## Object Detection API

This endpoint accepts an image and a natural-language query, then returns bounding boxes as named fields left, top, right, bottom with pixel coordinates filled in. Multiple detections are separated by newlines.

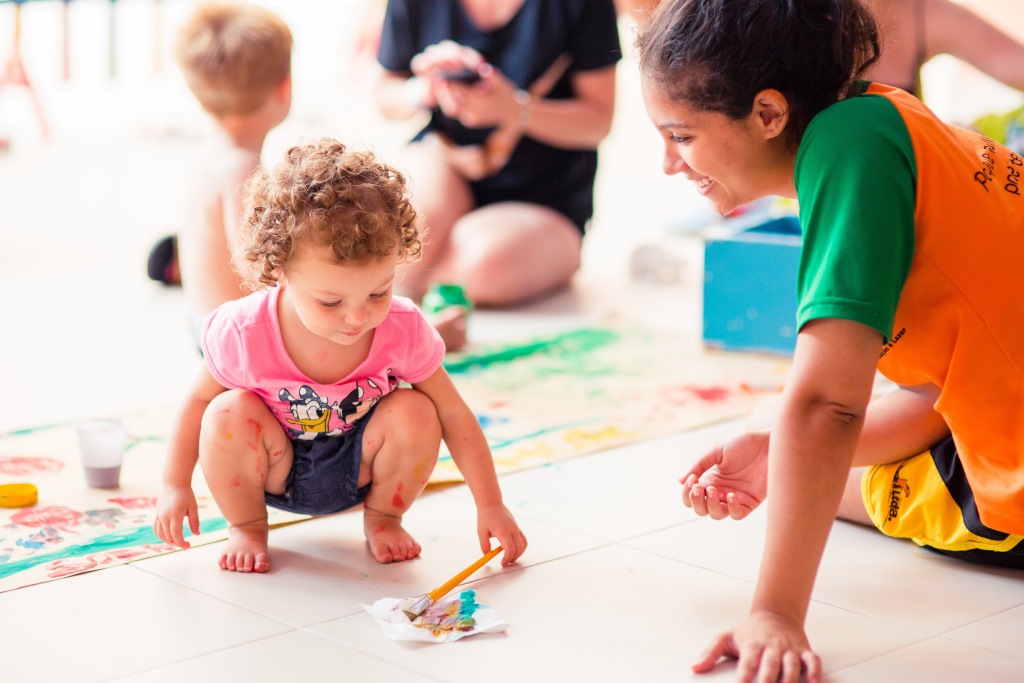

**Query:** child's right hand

left=154, top=485, right=201, bottom=549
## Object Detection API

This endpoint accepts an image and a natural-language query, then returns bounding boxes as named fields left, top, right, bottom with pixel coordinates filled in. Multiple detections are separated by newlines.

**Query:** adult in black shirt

left=376, top=0, right=621, bottom=350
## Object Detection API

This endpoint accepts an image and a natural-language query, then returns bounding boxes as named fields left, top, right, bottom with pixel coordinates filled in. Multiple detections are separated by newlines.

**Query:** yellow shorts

left=862, top=437, right=1024, bottom=567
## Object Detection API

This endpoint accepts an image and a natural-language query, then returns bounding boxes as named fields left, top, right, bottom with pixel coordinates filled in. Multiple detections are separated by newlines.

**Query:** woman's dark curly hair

left=238, top=138, right=423, bottom=289
left=636, top=0, right=881, bottom=148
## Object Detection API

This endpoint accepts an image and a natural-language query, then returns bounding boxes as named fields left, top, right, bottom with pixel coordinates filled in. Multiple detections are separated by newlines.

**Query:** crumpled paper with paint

left=364, top=589, right=507, bottom=642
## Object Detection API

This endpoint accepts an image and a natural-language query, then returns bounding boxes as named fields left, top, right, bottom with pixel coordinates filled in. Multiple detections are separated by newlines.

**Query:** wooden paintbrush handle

left=427, top=545, right=503, bottom=601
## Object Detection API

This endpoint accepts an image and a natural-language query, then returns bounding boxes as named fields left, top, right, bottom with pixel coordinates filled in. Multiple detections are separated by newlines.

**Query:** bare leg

left=432, top=201, right=582, bottom=306
left=199, top=390, right=293, bottom=573
left=358, top=389, right=441, bottom=563
left=837, top=466, right=874, bottom=526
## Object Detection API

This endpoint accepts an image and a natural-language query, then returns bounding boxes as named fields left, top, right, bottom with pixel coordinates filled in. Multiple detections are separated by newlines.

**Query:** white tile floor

left=2, top=2, right=1024, bottom=681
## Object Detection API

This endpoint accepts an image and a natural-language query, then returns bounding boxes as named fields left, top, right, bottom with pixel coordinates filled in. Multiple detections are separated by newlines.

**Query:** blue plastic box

left=702, top=215, right=801, bottom=355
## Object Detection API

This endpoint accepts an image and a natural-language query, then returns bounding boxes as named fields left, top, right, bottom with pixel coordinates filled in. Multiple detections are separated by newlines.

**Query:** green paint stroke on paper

left=126, top=435, right=166, bottom=452
left=1, top=422, right=63, bottom=438
left=0, top=517, right=229, bottom=579
left=444, top=328, right=619, bottom=375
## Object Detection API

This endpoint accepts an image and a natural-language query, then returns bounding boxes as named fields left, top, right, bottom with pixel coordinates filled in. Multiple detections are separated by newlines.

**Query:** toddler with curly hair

left=154, top=138, right=527, bottom=573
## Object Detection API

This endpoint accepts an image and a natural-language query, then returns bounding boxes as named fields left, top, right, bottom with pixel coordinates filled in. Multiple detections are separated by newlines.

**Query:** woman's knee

left=451, top=225, right=580, bottom=303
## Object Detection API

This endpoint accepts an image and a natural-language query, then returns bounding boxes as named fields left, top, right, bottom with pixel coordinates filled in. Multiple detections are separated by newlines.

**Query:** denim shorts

left=264, top=403, right=377, bottom=516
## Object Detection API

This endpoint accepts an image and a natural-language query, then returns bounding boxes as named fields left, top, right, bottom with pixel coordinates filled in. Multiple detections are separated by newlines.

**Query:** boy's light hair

left=238, top=138, right=424, bottom=290
left=176, top=1, right=292, bottom=117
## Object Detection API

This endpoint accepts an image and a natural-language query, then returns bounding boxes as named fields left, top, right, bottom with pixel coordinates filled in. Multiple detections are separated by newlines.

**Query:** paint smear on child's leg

left=246, top=419, right=263, bottom=438
left=392, top=482, right=405, bottom=508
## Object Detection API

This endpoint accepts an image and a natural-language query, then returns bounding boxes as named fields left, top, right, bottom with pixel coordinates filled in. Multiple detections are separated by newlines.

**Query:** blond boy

left=174, top=2, right=293, bottom=329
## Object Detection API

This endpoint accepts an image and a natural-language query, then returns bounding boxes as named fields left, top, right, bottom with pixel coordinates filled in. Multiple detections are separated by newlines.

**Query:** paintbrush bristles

left=403, top=595, right=434, bottom=620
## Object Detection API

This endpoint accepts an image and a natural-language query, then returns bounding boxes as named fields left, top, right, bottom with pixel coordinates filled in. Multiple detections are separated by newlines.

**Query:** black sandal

left=147, top=234, right=180, bottom=285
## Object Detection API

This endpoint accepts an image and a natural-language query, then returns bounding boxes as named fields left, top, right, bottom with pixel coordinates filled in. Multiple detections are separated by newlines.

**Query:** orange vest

left=871, top=84, right=1024, bottom=533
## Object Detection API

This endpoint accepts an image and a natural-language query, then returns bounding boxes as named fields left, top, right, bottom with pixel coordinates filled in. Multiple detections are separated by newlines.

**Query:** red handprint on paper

left=11, top=506, right=83, bottom=531
left=0, top=456, right=64, bottom=475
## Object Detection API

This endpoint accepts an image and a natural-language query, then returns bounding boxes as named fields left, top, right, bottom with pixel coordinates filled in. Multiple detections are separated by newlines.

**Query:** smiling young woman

left=636, top=1, right=1024, bottom=680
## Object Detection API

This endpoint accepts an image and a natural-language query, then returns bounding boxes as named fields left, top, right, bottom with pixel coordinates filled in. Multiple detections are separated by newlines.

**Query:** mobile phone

left=439, top=66, right=482, bottom=85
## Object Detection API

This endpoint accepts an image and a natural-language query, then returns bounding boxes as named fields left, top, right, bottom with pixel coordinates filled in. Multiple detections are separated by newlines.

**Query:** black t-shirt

left=378, top=0, right=621, bottom=193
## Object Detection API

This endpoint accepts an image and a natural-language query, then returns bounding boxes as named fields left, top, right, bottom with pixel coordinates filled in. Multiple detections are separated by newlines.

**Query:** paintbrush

left=403, top=545, right=504, bottom=620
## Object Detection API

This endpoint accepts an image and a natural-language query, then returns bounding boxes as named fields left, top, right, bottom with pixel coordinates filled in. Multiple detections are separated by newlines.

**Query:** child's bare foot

left=220, top=523, right=270, bottom=573
left=364, top=508, right=421, bottom=563
left=431, top=306, right=468, bottom=353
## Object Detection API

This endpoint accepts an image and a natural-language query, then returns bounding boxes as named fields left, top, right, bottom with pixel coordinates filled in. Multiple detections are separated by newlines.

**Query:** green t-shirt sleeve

left=794, top=93, right=917, bottom=343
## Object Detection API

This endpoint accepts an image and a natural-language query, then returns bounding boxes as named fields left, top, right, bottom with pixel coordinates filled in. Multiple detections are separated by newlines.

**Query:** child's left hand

left=476, top=502, right=527, bottom=566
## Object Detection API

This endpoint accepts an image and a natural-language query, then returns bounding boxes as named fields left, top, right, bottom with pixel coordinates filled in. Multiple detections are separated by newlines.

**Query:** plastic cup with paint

left=75, top=417, right=128, bottom=488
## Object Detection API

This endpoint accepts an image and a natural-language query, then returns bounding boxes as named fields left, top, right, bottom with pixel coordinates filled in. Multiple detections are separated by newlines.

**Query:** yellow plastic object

left=0, top=482, right=38, bottom=508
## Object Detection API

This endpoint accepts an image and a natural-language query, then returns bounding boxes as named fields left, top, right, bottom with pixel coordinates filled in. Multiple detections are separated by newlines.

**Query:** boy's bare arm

left=220, top=153, right=259, bottom=268
left=180, top=148, right=257, bottom=317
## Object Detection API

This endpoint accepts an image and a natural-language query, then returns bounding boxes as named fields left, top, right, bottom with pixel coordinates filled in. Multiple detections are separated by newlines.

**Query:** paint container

left=0, top=482, right=38, bottom=508
left=75, top=417, right=128, bottom=488
left=422, top=283, right=471, bottom=315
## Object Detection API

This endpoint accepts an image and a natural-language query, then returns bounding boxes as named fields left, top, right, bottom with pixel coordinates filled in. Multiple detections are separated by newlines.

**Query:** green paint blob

left=444, top=328, right=618, bottom=375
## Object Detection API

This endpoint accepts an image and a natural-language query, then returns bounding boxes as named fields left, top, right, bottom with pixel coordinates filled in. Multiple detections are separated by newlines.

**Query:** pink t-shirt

left=201, top=287, right=445, bottom=441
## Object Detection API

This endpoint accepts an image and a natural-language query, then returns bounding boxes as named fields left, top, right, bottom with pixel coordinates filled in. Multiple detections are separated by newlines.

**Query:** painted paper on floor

left=0, top=414, right=307, bottom=593
left=431, top=326, right=789, bottom=482
left=0, top=326, right=789, bottom=593
left=364, top=589, right=507, bottom=642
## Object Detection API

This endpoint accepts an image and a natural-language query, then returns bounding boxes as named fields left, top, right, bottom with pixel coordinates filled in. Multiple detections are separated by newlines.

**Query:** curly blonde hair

left=238, top=138, right=423, bottom=289
left=176, top=1, right=292, bottom=117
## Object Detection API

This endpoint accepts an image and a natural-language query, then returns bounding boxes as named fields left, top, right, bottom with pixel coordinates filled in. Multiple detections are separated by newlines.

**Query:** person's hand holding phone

left=408, top=40, right=485, bottom=112
left=438, top=66, right=482, bottom=85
